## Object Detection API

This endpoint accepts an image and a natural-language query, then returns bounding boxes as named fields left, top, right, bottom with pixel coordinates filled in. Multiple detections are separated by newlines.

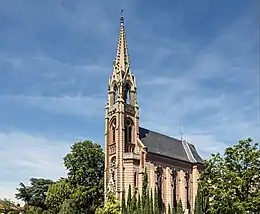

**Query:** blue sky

left=0, top=0, right=259, bottom=202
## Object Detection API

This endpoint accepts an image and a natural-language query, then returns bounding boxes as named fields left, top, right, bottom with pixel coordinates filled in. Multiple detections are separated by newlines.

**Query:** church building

left=104, top=11, right=204, bottom=214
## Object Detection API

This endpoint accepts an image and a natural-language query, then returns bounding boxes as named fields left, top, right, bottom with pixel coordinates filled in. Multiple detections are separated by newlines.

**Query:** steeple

left=113, top=9, right=131, bottom=77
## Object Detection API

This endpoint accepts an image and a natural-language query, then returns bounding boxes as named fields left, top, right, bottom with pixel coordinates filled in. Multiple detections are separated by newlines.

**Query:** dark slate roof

left=139, top=127, right=204, bottom=164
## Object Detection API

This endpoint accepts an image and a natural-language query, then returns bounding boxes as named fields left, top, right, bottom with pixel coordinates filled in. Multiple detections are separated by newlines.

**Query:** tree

left=59, top=199, right=81, bottom=214
left=136, top=193, right=141, bottom=214
left=131, top=191, right=137, bottom=213
left=0, top=198, right=19, bottom=214
left=126, top=185, right=132, bottom=213
left=15, top=182, right=32, bottom=207
left=150, top=190, right=154, bottom=214
left=141, top=169, right=148, bottom=213
left=95, top=192, right=121, bottom=214
left=63, top=140, right=105, bottom=213
left=154, top=188, right=159, bottom=214
left=200, top=138, right=260, bottom=213
left=121, top=190, right=126, bottom=214
left=45, top=178, right=72, bottom=213
left=167, top=204, right=171, bottom=214
left=176, top=200, right=184, bottom=214
left=15, top=178, right=53, bottom=210
left=194, top=181, right=208, bottom=214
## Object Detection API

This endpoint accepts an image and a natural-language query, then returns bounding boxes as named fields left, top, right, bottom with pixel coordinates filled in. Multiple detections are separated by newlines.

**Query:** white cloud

left=0, top=131, right=71, bottom=202
left=136, top=15, right=259, bottom=158
left=0, top=95, right=106, bottom=119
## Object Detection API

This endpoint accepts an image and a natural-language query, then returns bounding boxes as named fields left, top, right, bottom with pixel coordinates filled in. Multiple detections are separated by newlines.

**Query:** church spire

left=114, top=9, right=130, bottom=75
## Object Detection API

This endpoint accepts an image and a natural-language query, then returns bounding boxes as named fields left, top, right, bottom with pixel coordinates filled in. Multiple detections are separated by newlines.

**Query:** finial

left=120, top=9, right=124, bottom=24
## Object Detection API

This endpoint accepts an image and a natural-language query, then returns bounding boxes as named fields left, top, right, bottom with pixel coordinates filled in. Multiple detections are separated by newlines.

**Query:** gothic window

left=124, top=118, right=133, bottom=152
left=124, top=119, right=132, bottom=143
left=123, top=83, right=130, bottom=104
left=113, top=84, right=118, bottom=104
left=112, top=119, right=116, bottom=143
left=110, top=118, right=116, bottom=144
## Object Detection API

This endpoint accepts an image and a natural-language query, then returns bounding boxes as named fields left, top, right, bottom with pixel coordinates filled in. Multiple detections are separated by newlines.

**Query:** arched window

left=110, top=118, right=116, bottom=144
left=113, top=85, right=118, bottom=104
left=123, top=83, right=130, bottom=104
left=112, top=119, right=116, bottom=143
left=124, top=119, right=132, bottom=143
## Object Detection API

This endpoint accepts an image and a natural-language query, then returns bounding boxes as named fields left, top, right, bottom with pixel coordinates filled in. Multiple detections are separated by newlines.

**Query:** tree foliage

left=63, top=140, right=105, bottom=213
left=199, top=138, right=260, bottom=213
left=15, top=178, right=53, bottom=210
left=45, top=178, right=72, bottom=213
left=59, top=199, right=81, bottom=214
left=176, top=200, right=184, bottom=214
left=0, top=198, right=20, bottom=214
left=95, top=192, right=121, bottom=214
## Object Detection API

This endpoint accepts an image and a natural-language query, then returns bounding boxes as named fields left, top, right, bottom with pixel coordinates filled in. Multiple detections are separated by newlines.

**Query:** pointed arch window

left=113, top=85, right=118, bottom=104
left=123, top=83, right=130, bottom=104
left=124, top=119, right=132, bottom=143
left=112, top=119, right=116, bottom=143
left=124, top=118, right=133, bottom=152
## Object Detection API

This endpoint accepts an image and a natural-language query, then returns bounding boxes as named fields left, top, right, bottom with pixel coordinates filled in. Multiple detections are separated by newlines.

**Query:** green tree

left=141, top=169, right=148, bottom=213
left=126, top=185, right=132, bottom=213
left=194, top=181, right=208, bottom=214
left=176, top=200, right=184, bottom=214
left=0, top=198, right=19, bottom=214
left=131, top=191, right=137, bottom=213
left=63, top=140, right=105, bottom=213
left=45, top=178, right=72, bottom=213
left=95, top=192, right=121, bottom=214
left=15, top=182, right=33, bottom=207
left=154, top=188, right=159, bottom=214
left=200, top=138, right=260, bottom=213
left=121, top=190, right=126, bottom=214
left=59, top=199, right=81, bottom=214
left=150, top=190, right=154, bottom=214
left=136, top=193, right=141, bottom=214
left=15, top=178, right=53, bottom=210
left=167, top=204, right=171, bottom=214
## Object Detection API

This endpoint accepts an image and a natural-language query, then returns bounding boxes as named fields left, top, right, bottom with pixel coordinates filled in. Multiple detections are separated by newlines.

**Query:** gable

left=139, top=127, right=204, bottom=164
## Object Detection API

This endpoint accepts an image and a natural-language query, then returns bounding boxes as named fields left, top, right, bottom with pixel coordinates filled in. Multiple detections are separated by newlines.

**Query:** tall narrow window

left=124, top=119, right=132, bottom=143
left=124, top=119, right=133, bottom=152
left=114, top=85, right=118, bottom=104
left=112, top=119, right=116, bottom=143
left=123, top=83, right=130, bottom=104
left=110, top=118, right=116, bottom=144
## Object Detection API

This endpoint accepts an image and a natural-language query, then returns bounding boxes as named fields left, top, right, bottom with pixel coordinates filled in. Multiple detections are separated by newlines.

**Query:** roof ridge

left=140, top=126, right=181, bottom=142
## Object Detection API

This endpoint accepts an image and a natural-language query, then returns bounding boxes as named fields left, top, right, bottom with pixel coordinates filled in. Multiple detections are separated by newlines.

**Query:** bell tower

left=104, top=10, right=140, bottom=200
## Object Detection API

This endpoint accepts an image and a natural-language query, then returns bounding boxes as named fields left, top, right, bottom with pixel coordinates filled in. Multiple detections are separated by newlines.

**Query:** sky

left=0, top=0, right=259, bottom=202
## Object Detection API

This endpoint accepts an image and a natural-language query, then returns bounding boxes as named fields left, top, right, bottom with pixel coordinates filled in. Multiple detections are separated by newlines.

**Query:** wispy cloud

left=0, top=95, right=105, bottom=118
left=0, top=131, right=71, bottom=202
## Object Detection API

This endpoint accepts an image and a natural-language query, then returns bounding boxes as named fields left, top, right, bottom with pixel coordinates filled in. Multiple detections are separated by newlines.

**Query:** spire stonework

left=105, top=10, right=140, bottom=202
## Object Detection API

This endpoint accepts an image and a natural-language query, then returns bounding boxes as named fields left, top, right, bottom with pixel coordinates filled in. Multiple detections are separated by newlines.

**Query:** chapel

left=104, top=11, right=204, bottom=214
